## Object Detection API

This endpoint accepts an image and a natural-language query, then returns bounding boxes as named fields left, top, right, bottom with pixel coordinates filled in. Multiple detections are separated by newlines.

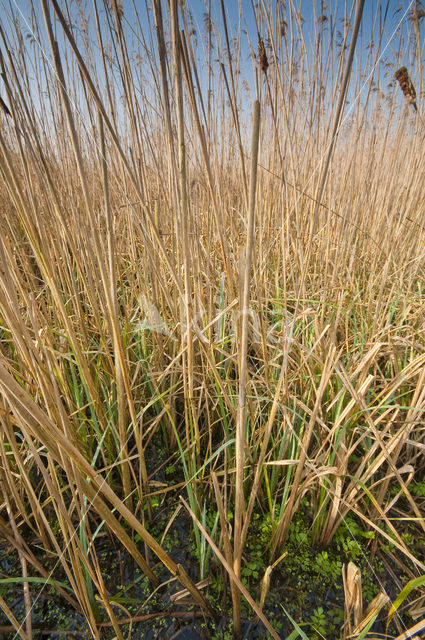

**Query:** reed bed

left=0, top=1, right=424, bottom=638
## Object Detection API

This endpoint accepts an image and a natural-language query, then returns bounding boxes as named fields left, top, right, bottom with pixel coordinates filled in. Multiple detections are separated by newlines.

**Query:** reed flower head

left=258, top=36, right=269, bottom=75
left=395, top=66, right=417, bottom=110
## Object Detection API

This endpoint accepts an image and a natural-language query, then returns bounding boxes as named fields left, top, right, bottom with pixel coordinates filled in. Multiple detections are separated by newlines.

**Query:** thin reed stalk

left=234, top=99, right=261, bottom=635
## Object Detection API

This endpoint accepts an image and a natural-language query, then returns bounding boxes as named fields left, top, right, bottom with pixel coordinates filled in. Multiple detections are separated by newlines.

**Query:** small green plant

left=310, top=606, right=327, bottom=638
left=313, top=551, right=342, bottom=581
left=410, top=480, right=425, bottom=497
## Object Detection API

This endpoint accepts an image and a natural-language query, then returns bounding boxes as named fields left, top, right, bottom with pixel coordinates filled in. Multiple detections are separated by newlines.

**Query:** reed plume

left=395, top=66, right=417, bottom=110
left=258, top=35, right=269, bottom=75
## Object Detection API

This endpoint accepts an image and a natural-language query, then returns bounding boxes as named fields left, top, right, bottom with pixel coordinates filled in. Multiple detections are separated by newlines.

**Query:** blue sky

left=1, top=1, right=422, bottom=71
left=0, top=0, right=423, bottom=130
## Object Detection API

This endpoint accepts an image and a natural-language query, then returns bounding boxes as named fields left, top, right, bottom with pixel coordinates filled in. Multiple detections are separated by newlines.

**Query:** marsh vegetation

left=0, top=1, right=424, bottom=638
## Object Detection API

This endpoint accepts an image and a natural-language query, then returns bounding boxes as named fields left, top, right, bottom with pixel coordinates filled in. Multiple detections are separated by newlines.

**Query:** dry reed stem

left=170, top=0, right=198, bottom=463
left=234, top=99, right=261, bottom=635
left=219, top=0, right=249, bottom=206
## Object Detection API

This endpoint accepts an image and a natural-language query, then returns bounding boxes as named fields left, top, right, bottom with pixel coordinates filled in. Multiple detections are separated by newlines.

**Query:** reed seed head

left=258, top=36, right=269, bottom=75
left=394, top=66, right=417, bottom=110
